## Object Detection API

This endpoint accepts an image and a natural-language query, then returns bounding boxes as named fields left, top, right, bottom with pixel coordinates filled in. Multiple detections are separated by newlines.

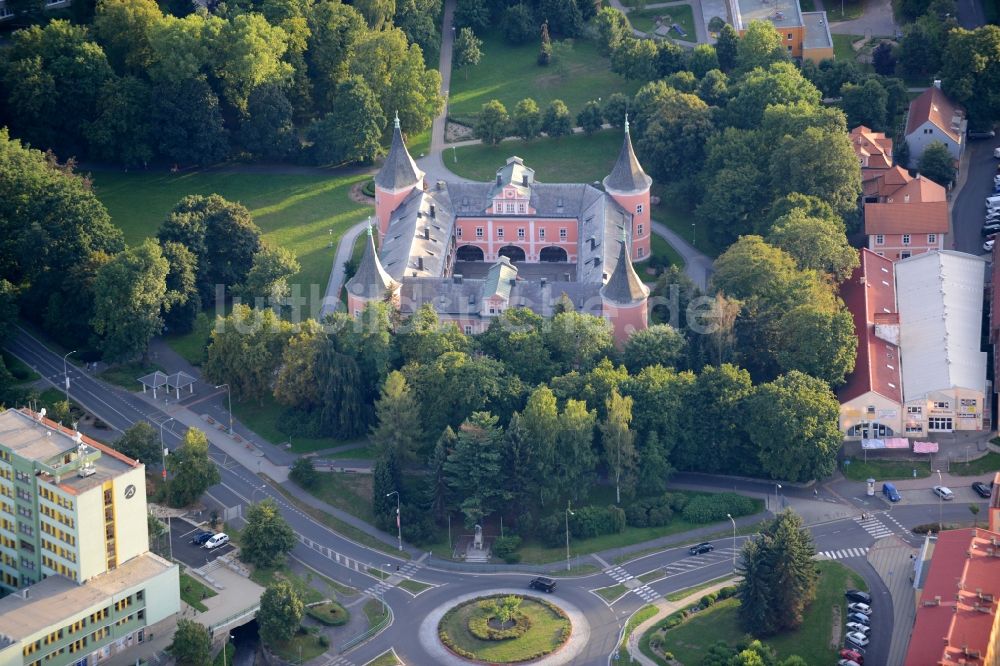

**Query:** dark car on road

left=529, top=577, right=556, bottom=592
left=845, top=589, right=871, bottom=605
left=688, top=542, right=714, bottom=555
left=973, top=481, right=993, bottom=498
left=189, top=530, right=213, bottom=545
left=847, top=612, right=870, bottom=626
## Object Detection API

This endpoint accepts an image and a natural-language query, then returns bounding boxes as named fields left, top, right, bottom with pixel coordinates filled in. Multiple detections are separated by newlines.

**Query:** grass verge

left=165, top=311, right=215, bottom=366
left=212, top=641, right=235, bottom=666
left=269, top=630, right=327, bottom=664
left=398, top=578, right=433, bottom=594
left=615, top=604, right=658, bottom=665
left=439, top=596, right=570, bottom=662
left=231, top=394, right=361, bottom=453
left=448, top=30, right=640, bottom=121
left=364, top=598, right=390, bottom=629
left=595, top=583, right=628, bottom=603
left=305, top=600, right=349, bottom=626
left=842, top=457, right=932, bottom=481
left=98, top=361, right=165, bottom=391
left=832, top=34, right=862, bottom=62
left=948, top=451, right=1000, bottom=476
left=2, top=350, right=40, bottom=384
left=365, top=650, right=402, bottom=666
left=303, top=471, right=375, bottom=524
left=270, top=482, right=409, bottom=560
left=250, top=564, right=325, bottom=604
left=638, top=569, right=666, bottom=584
left=664, top=575, right=735, bottom=602
left=179, top=572, right=217, bottom=612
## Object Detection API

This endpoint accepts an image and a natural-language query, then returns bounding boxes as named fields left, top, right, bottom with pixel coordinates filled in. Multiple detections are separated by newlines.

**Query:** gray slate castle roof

left=603, top=118, right=652, bottom=193
left=601, top=239, right=650, bottom=305
left=346, top=223, right=398, bottom=300
left=374, top=113, right=424, bottom=191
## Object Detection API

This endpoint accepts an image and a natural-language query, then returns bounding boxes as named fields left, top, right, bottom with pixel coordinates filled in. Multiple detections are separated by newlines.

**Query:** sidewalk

left=624, top=577, right=739, bottom=665
left=867, top=536, right=918, bottom=666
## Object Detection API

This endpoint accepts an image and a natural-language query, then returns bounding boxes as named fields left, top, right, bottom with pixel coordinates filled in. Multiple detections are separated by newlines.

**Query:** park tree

left=349, top=28, right=443, bottom=135
left=601, top=390, right=637, bottom=503
left=204, top=305, right=295, bottom=402
left=747, top=371, right=842, bottom=482
left=92, top=0, right=163, bottom=75
left=166, top=428, right=221, bottom=507
left=541, top=99, right=572, bottom=137
left=622, top=324, right=687, bottom=373
left=545, top=310, right=614, bottom=373
left=453, top=0, right=488, bottom=32
left=602, top=93, right=630, bottom=128
left=214, top=13, right=291, bottom=113
left=539, top=0, right=584, bottom=37
left=475, top=99, right=510, bottom=146
left=872, top=41, right=897, bottom=75
left=637, top=88, right=715, bottom=182
left=477, top=309, right=555, bottom=384
left=689, top=43, right=720, bottom=78
left=91, top=240, right=169, bottom=362
left=114, top=422, right=162, bottom=466
left=454, top=27, right=483, bottom=73
left=427, top=427, right=455, bottom=519
left=258, top=581, right=304, bottom=645
left=726, top=62, right=822, bottom=129
left=395, top=0, right=442, bottom=57
left=520, top=386, right=560, bottom=506
left=372, top=450, right=402, bottom=529
left=698, top=69, right=730, bottom=107
left=371, top=371, right=423, bottom=464
left=611, top=37, right=660, bottom=81
left=86, top=75, right=155, bottom=167
left=149, top=75, right=229, bottom=167
left=775, top=305, right=857, bottom=385
left=918, top=141, right=957, bottom=186
left=576, top=101, right=604, bottom=135
left=621, top=364, right=694, bottom=460
left=273, top=319, right=326, bottom=408
left=594, top=7, right=629, bottom=54
left=395, top=304, right=469, bottom=365
left=157, top=194, right=262, bottom=300
left=238, top=245, right=300, bottom=305
left=314, top=345, right=369, bottom=438
left=736, top=20, right=786, bottom=71
left=308, top=76, right=385, bottom=165
left=673, top=363, right=753, bottom=474
left=168, top=619, right=211, bottom=666
left=666, top=70, right=698, bottom=93
left=444, top=412, right=509, bottom=525
left=239, top=83, right=298, bottom=161
left=841, top=78, right=889, bottom=132
left=637, top=430, right=672, bottom=495
left=738, top=510, right=817, bottom=634
left=354, top=0, right=396, bottom=29
left=767, top=210, right=858, bottom=283
left=553, top=399, right=597, bottom=503
left=305, top=2, right=367, bottom=111
left=940, top=26, right=1000, bottom=128
left=769, top=126, right=862, bottom=217
left=240, top=499, right=296, bottom=568
left=501, top=4, right=535, bottom=44
left=512, top=98, right=543, bottom=140
left=897, top=14, right=951, bottom=78
left=715, top=24, right=739, bottom=71
left=289, top=457, right=319, bottom=489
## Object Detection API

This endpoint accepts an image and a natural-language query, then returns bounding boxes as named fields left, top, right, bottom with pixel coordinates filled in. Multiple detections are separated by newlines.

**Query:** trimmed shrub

left=305, top=601, right=349, bottom=626
left=492, top=535, right=522, bottom=562
left=717, top=585, right=737, bottom=600
left=699, top=592, right=718, bottom=608
left=468, top=610, right=532, bottom=640
left=681, top=493, right=757, bottom=524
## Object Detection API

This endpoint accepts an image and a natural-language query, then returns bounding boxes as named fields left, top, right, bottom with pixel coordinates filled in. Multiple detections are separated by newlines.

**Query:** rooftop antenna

left=393, top=111, right=400, bottom=130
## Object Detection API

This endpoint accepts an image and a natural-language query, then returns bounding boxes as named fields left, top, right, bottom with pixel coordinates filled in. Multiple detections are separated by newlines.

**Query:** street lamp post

left=774, top=483, right=782, bottom=512
left=691, top=223, right=696, bottom=246
left=62, top=350, right=77, bottom=402
left=215, top=384, right=233, bottom=434
left=565, top=501, right=575, bottom=572
left=222, top=633, right=234, bottom=666
left=936, top=469, right=943, bottom=533
left=386, top=490, right=402, bottom=551
left=727, top=513, right=736, bottom=573
left=159, top=417, right=174, bottom=481
left=252, top=484, right=267, bottom=505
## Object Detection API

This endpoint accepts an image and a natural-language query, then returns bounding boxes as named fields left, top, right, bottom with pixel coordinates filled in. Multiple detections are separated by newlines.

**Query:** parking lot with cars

left=169, top=517, right=234, bottom=568
left=956, top=136, right=1000, bottom=254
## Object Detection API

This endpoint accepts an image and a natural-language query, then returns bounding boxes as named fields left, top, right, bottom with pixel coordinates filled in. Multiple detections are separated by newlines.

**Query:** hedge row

left=627, top=492, right=758, bottom=528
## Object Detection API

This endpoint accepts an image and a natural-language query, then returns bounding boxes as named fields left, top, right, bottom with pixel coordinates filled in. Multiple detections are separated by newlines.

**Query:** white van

left=987, top=195, right=1000, bottom=210
left=994, top=147, right=1000, bottom=158
left=204, top=533, right=230, bottom=549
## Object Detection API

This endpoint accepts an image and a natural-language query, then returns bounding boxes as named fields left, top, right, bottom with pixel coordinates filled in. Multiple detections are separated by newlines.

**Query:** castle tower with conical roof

left=374, top=113, right=425, bottom=239
left=601, top=231, right=650, bottom=345
left=345, top=221, right=399, bottom=316
left=602, top=116, right=652, bottom=263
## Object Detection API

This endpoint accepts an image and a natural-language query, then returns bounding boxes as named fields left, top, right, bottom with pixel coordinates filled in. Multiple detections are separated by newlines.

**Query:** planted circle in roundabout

left=437, top=594, right=572, bottom=664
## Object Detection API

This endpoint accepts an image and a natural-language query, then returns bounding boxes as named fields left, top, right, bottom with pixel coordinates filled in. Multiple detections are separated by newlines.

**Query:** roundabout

left=420, top=589, right=592, bottom=665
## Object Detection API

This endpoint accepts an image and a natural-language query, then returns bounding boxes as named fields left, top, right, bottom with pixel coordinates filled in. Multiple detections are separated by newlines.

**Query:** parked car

left=882, top=482, right=901, bottom=502
left=848, top=602, right=872, bottom=615
left=933, top=486, right=955, bottom=500
left=840, top=648, right=865, bottom=664
left=982, top=225, right=1000, bottom=237
left=847, top=612, right=870, bottom=625
left=204, top=533, right=230, bottom=549
left=845, top=589, right=872, bottom=604
left=528, top=576, right=556, bottom=592
left=845, top=622, right=871, bottom=635
left=838, top=660, right=861, bottom=666
left=688, top=542, right=714, bottom=555
left=994, top=147, right=1000, bottom=158
left=969, top=129, right=996, bottom=139
left=986, top=239, right=996, bottom=252
left=845, top=632, right=870, bottom=648
left=972, top=481, right=993, bottom=498
left=189, top=530, right=213, bottom=545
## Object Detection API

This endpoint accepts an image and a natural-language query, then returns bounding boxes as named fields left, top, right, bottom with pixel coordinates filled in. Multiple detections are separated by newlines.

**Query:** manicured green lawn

left=231, top=394, right=365, bottom=452
left=165, top=312, right=216, bottom=366
left=627, top=5, right=696, bottom=40
left=664, top=575, right=734, bottom=602
left=652, top=561, right=866, bottom=665
left=305, top=600, right=349, bottom=625
left=91, top=170, right=372, bottom=293
left=451, top=129, right=623, bottom=184
left=98, top=361, right=165, bottom=391
left=439, top=596, right=570, bottom=662
left=270, top=631, right=327, bottom=664
left=842, top=456, right=932, bottom=481
left=365, top=650, right=402, bottom=666
left=638, top=569, right=666, bottom=584
left=595, top=583, right=628, bottom=602
left=249, top=565, right=324, bottom=604
left=616, top=604, right=658, bottom=664
left=2, top=351, right=40, bottom=384
left=949, top=451, right=1000, bottom=476
left=303, top=471, right=375, bottom=524
left=826, top=0, right=864, bottom=21
left=650, top=185, right=721, bottom=259
left=179, top=572, right=217, bottom=612
left=398, top=578, right=433, bottom=594
left=448, top=30, right=640, bottom=122
left=649, top=232, right=684, bottom=274
left=833, top=34, right=862, bottom=62
left=364, top=598, right=390, bottom=628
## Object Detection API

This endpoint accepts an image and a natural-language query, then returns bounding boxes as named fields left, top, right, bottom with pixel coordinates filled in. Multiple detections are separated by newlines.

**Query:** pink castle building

left=347, top=115, right=651, bottom=344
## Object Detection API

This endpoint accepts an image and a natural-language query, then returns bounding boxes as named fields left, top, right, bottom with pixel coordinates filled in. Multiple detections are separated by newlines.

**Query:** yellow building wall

left=840, top=392, right=903, bottom=437
left=112, top=466, right=149, bottom=567
left=803, top=46, right=834, bottom=62
left=76, top=485, right=107, bottom=582
left=741, top=25, right=804, bottom=57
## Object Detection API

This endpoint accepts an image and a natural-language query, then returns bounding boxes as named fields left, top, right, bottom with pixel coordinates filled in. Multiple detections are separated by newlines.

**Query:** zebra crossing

left=397, top=561, right=421, bottom=578
left=318, top=655, right=355, bottom=666
left=602, top=565, right=662, bottom=603
left=882, top=512, right=908, bottom=533
left=606, top=566, right=633, bottom=584
left=856, top=514, right=894, bottom=539
left=817, top=547, right=869, bottom=561
left=633, top=584, right=660, bottom=602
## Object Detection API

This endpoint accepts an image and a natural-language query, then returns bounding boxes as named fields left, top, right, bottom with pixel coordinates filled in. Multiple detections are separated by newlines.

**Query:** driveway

left=169, top=517, right=235, bottom=569
left=951, top=137, right=1000, bottom=255
left=829, top=0, right=898, bottom=36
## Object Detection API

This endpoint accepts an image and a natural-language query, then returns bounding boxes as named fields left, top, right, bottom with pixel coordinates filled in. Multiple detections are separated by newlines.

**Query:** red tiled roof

left=906, top=87, right=965, bottom=143
left=838, top=249, right=903, bottom=404
left=850, top=125, right=893, bottom=169
left=863, top=165, right=913, bottom=198
left=903, top=528, right=1000, bottom=666
left=865, top=201, right=949, bottom=235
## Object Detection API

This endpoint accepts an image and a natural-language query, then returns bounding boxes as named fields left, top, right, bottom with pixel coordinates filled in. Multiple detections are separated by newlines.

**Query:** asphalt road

left=957, top=0, right=986, bottom=28
left=952, top=137, right=1000, bottom=255
left=6, top=325, right=988, bottom=665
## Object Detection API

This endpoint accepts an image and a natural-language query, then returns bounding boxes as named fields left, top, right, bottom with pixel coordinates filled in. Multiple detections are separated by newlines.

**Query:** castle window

left=538, top=228, right=545, bottom=240
left=457, top=227, right=462, bottom=238
left=464, top=326, right=472, bottom=335
left=559, top=228, right=567, bottom=240
left=637, top=247, right=644, bottom=258
left=505, top=203, right=514, bottom=213
left=636, top=204, right=643, bottom=214
left=902, top=234, right=910, bottom=245
left=637, top=224, right=644, bottom=236
left=518, top=203, right=526, bottom=214
left=475, top=227, right=483, bottom=239
left=875, top=234, right=884, bottom=245
left=497, top=228, right=504, bottom=239
left=517, top=228, right=525, bottom=239
left=927, top=234, right=936, bottom=243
